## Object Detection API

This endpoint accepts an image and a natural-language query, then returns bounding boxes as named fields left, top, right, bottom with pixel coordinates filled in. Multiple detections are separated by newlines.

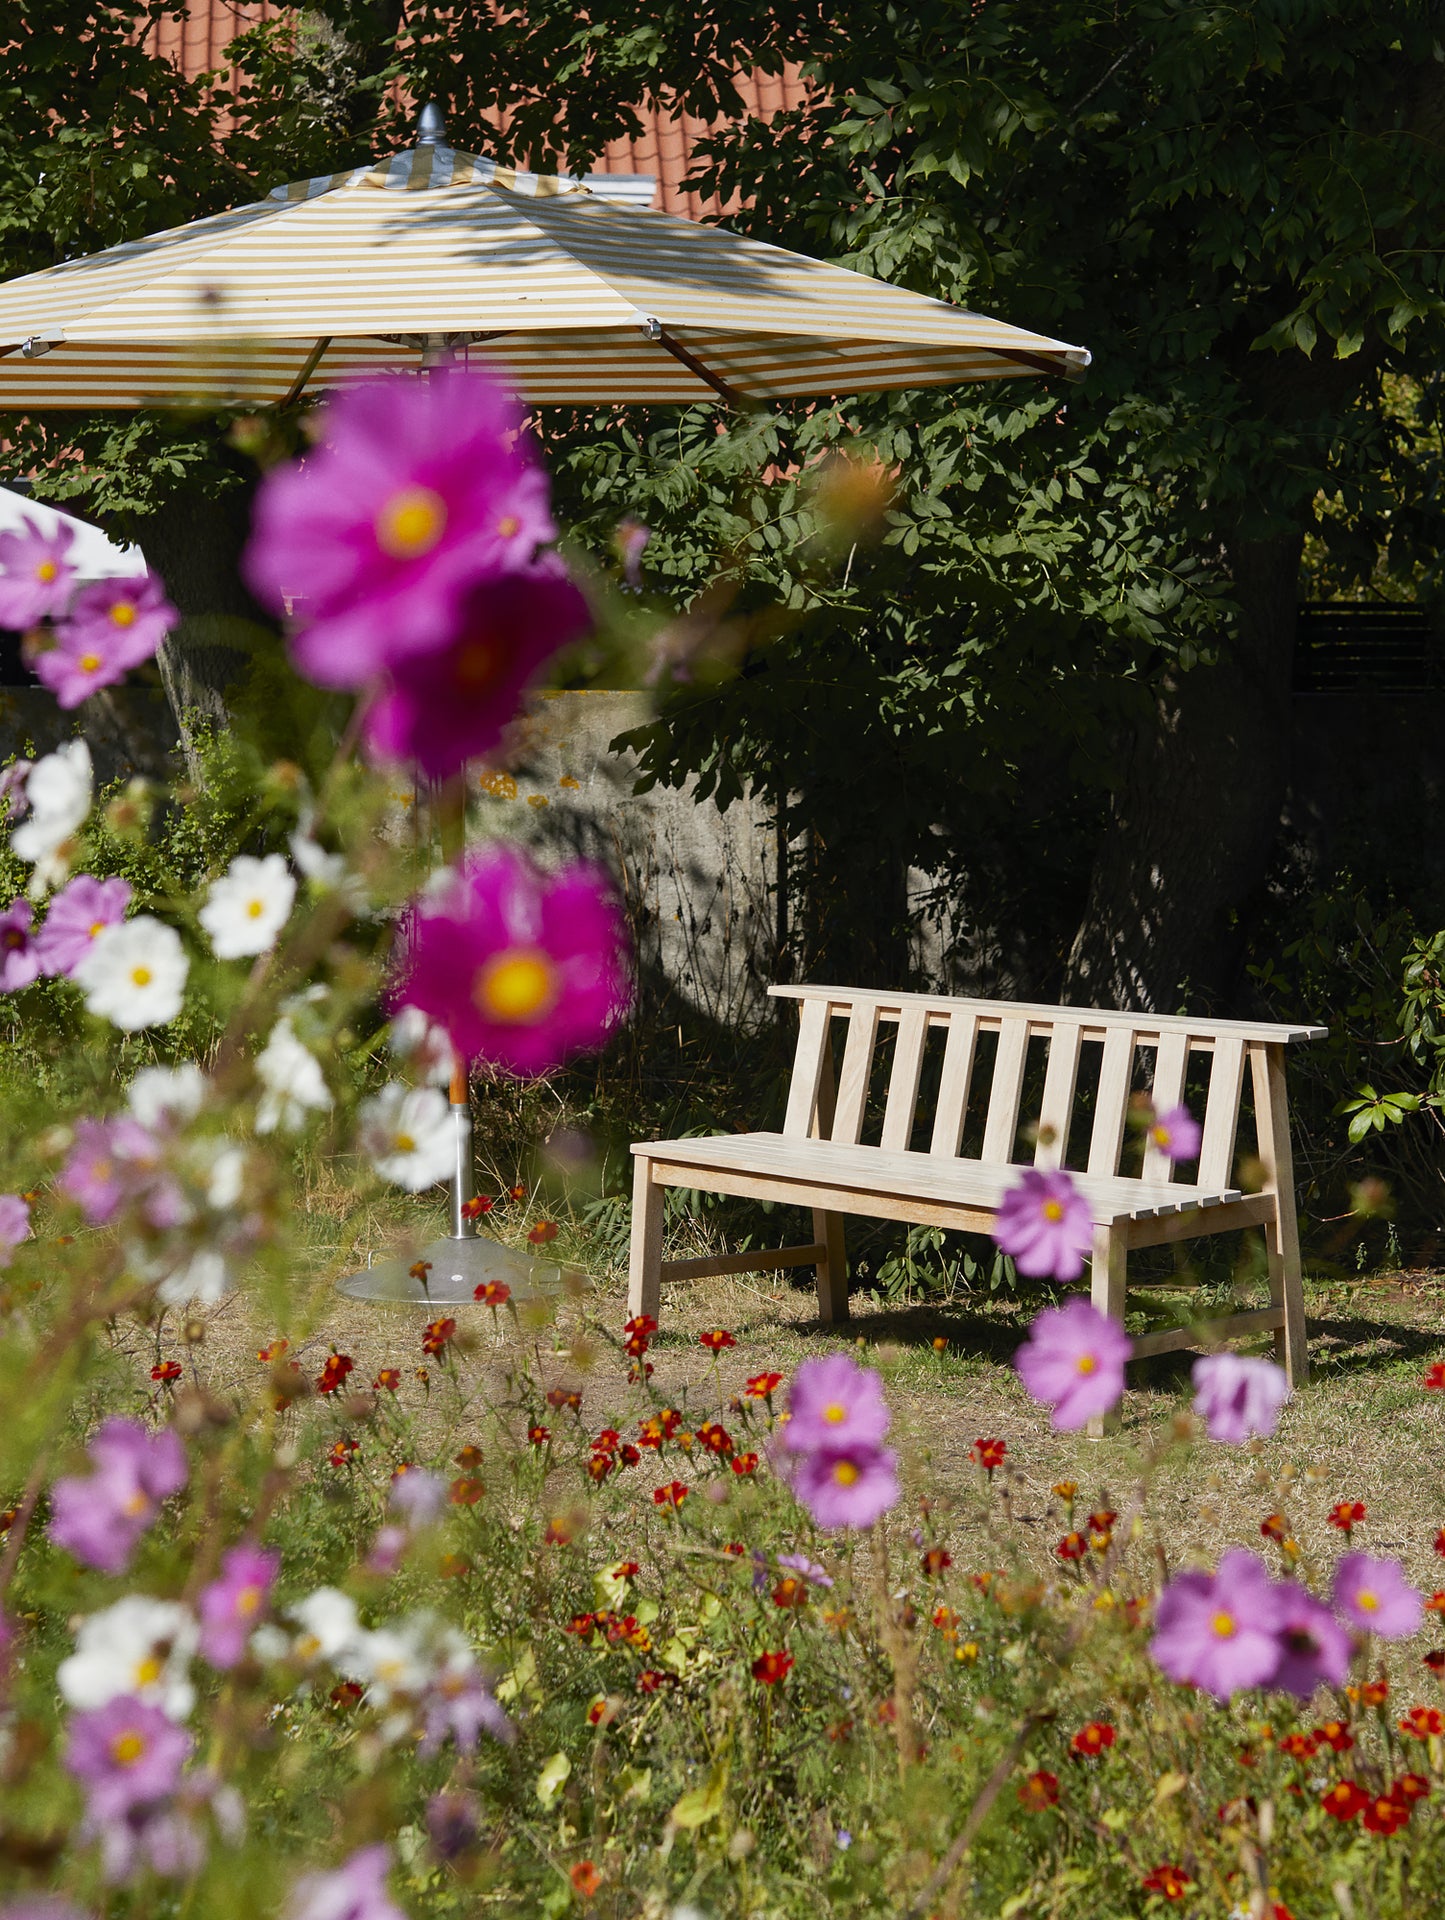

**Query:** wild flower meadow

left=0, top=371, right=1443, bottom=1920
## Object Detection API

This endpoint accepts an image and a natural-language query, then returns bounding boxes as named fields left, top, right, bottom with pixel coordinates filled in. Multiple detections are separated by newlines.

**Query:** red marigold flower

left=543, top=1514, right=575, bottom=1546
left=1425, top=1649, right=1445, bottom=1674
left=258, top=1338, right=289, bottom=1363
left=327, top=1437, right=359, bottom=1467
left=528, top=1423, right=550, bottom=1446
left=1400, top=1705, right=1444, bottom=1739
left=150, top=1360, right=182, bottom=1384
left=745, top=1371, right=784, bottom=1399
left=528, top=1220, right=559, bottom=1245
left=1140, top=1864, right=1191, bottom=1900
left=509, top=1183, right=527, bottom=1202
left=637, top=1669, right=669, bottom=1693
left=564, top=1613, right=597, bottom=1638
left=373, top=1368, right=401, bottom=1392
left=585, top=1696, right=616, bottom=1726
left=1017, top=1770, right=1059, bottom=1811
left=450, top=1475, right=485, bottom=1505
left=1260, top=1512, right=1288, bottom=1542
left=1423, top=1362, right=1445, bottom=1389
left=730, top=1451, right=760, bottom=1476
left=1321, top=1780, right=1368, bottom=1822
left=592, top=1429, right=621, bottom=1454
left=971, top=1438, right=1007, bottom=1474
left=627, top=1363, right=654, bottom=1383
left=1347, top=1678, right=1390, bottom=1708
left=1070, top=1721, right=1116, bottom=1758
left=1435, top=1529, right=1445, bottom=1559
left=409, top=1260, right=432, bottom=1282
left=920, top=1547, right=953, bottom=1577
left=623, top=1314, right=659, bottom=1340
left=1316, top=1720, right=1354, bottom=1752
left=698, top=1421, right=733, bottom=1456
left=414, top=1367, right=429, bottom=1385
left=454, top=1444, right=483, bottom=1468
left=1055, top=1531, right=1088, bottom=1562
left=570, top=1861, right=601, bottom=1899
left=1362, top=1793, right=1410, bottom=1835
left=316, top=1353, right=355, bottom=1395
left=652, top=1481, right=688, bottom=1509
left=475, top=1280, right=510, bottom=1307
left=460, top=1194, right=494, bottom=1219
left=546, top=1387, right=582, bottom=1413
left=751, top=1650, right=794, bottom=1686
left=329, top=1680, right=364, bottom=1709
left=723, top=1542, right=747, bottom=1557
left=1427, top=1590, right=1445, bottom=1612
left=422, top=1316, right=457, bottom=1356
left=772, top=1576, right=808, bottom=1609
left=587, top=1455, right=613, bottom=1484
left=438, top=1552, right=471, bottom=1578
left=1278, top=1731, right=1319, bottom=1759
left=1394, top=1772, right=1431, bottom=1804
left=618, top=1443, right=641, bottom=1467
left=699, top=1329, right=737, bottom=1352
left=1328, top=1499, right=1366, bottom=1532
left=1087, top=1509, right=1118, bottom=1536
left=623, top=1333, right=650, bottom=1357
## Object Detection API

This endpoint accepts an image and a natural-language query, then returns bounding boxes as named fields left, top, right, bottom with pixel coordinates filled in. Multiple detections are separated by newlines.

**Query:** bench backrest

left=771, top=985, right=1326, bottom=1191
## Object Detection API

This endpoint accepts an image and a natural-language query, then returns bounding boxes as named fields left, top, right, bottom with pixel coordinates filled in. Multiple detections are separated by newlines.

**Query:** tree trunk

left=1063, top=530, right=1301, bottom=1013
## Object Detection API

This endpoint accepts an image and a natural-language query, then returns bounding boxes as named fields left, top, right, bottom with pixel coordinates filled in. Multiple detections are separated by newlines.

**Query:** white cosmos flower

left=199, top=852, right=297, bottom=960
left=12, top=740, right=91, bottom=895
left=289, top=1588, right=362, bottom=1664
left=337, top=1621, right=433, bottom=1705
left=388, top=1005, right=455, bottom=1087
left=74, top=916, right=189, bottom=1030
left=154, top=1246, right=231, bottom=1308
left=58, top=1594, right=198, bottom=1720
left=128, top=1062, right=206, bottom=1129
left=358, top=1083, right=454, bottom=1191
left=254, top=1017, right=332, bottom=1134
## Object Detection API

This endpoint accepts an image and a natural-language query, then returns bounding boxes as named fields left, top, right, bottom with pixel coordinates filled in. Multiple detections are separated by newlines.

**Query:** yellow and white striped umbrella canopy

left=0, top=143, right=1088, bottom=409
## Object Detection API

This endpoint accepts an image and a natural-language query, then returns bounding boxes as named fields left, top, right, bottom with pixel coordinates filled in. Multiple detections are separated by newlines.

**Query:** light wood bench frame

left=628, top=986, right=1325, bottom=1388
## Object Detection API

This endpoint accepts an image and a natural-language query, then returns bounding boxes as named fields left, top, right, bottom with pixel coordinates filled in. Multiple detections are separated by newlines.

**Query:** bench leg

left=1087, top=1223, right=1127, bottom=1439
left=812, top=1208, right=850, bottom=1325
left=627, top=1157, right=665, bottom=1322
left=1266, top=1197, right=1310, bottom=1389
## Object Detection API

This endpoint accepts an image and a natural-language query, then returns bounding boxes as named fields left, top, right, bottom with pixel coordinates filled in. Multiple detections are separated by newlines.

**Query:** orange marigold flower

left=408, top=1260, right=432, bottom=1282
left=722, top=1542, right=747, bottom=1557
left=316, top=1353, right=355, bottom=1395
left=745, top=1371, right=784, bottom=1399
left=450, top=1475, right=485, bottom=1505
left=327, top=1437, right=359, bottom=1467
left=970, top=1438, right=1006, bottom=1474
left=475, top=1280, right=510, bottom=1307
left=1426, top=1589, right=1445, bottom=1611
left=637, top=1669, right=669, bottom=1693
left=508, top=1183, right=527, bottom=1202
left=1070, top=1721, right=1116, bottom=1758
left=587, top=1454, right=613, bottom=1484
left=373, top=1368, right=401, bottom=1392
left=773, top=1576, right=808, bottom=1609
left=1347, top=1678, right=1390, bottom=1708
left=438, top=1552, right=471, bottom=1578
left=697, top=1420, right=733, bottom=1456
left=1055, top=1531, right=1088, bottom=1562
left=1399, top=1705, right=1444, bottom=1739
left=460, top=1194, right=493, bottom=1219
left=414, top=1367, right=429, bottom=1386
left=1327, top=1499, right=1366, bottom=1532
left=569, top=1861, right=601, bottom=1898
left=1394, top=1772, right=1431, bottom=1804
left=920, top=1547, right=953, bottom=1577
left=731, top=1451, right=760, bottom=1476
left=1017, top=1770, right=1059, bottom=1811
left=528, top=1220, right=559, bottom=1245
left=1140, top=1864, right=1191, bottom=1900
left=932, top=1605, right=959, bottom=1637
left=1260, top=1512, right=1288, bottom=1542
left=1316, top=1720, right=1354, bottom=1752
left=150, top=1360, right=182, bottom=1383
left=546, top=1387, right=582, bottom=1413
left=751, top=1650, right=794, bottom=1686
left=1362, top=1793, right=1410, bottom=1835
left=1423, top=1362, right=1445, bottom=1389
left=1278, top=1731, right=1319, bottom=1759
left=1321, top=1781, right=1368, bottom=1822
left=422, top=1317, right=456, bottom=1356
left=528, top=1423, right=550, bottom=1446
left=652, top=1480, right=688, bottom=1509
left=454, top=1444, right=483, bottom=1468
left=585, top=1697, right=612, bottom=1726
left=543, top=1515, right=575, bottom=1546
left=1052, top=1480, right=1078, bottom=1502
left=258, top=1338, right=289, bottom=1363
left=611, top=1559, right=640, bottom=1579
left=699, top=1328, right=736, bottom=1352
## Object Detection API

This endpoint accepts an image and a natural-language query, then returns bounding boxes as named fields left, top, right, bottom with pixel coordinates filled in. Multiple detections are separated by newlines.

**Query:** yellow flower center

left=79, top=652, right=102, bottom=674
left=1075, top=1353, right=1096, bottom=1375
left=246, top=897, right=265, bottom=918
left=36, top=559, right=57, bottom=583
left=130, top=965, right=153, bottom=988
left=1042, top=1199, right=1064, bottom=1222
left=123, top=1490, right=150, bottom=1517
left=109, top=601, right=137, bottom=628
left=832, top=1459, right=860, bottom=1486
left=375, top=1657, right=408, bottom=1685
left=1357, top=1589, right=1379, bottom=1613
left=1212, top=1611, right=1236, bottom=1639
left=473, top=948, right=557, bottom=1024
left=823, top=1402, right=847, bottom=1424
left=393, top=1132, right=416, bottom=1154
left=1150, top=1124, right=1170, bottom=1146
left=110, top=1731, right=147, bottom=1765
left=133, top=1654, right=163, bottom=1686
left=295, top=1633, right=321, bottom=1661
left=376, top=485, right=447, bottom=558
left=89, top=920, right=105, bottom=938
left=454, top=639, right=498, bottom=690
left=236, top=1585, right=263, bottom=1618
left=497, top=514, right=521, bottom=538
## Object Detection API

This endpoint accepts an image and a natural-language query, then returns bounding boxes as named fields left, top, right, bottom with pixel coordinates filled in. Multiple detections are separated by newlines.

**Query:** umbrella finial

left=416, top=101, right=447, bottom=149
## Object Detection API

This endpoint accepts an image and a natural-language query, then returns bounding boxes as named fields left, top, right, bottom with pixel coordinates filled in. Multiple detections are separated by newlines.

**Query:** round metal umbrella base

left=335, top=1234, right=560, bottom=1305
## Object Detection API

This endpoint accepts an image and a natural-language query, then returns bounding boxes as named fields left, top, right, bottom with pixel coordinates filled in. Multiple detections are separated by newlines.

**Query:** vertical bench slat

left=831, top=1002, right=881, bottom=1145
left=1197, top=1034, right=1247, bottom=1189
left=1087, top=1027, right=1136, bottom=1175
left=980, top=1017, right=1030, bottom=1164
left=880, top=1005, right=929, bottom=1152
left=929, top=1011, right=978, bottom=1156
left=782, top=997, right=833, bottom=1138
left=1033, top=1022, right=1083, bottom=1169
left=1140, top=1030, right=1192, bottom=1184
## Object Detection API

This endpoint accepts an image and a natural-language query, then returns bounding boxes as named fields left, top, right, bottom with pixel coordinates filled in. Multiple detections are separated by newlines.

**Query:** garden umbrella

left=0, top=114, right=1088, bottom=1306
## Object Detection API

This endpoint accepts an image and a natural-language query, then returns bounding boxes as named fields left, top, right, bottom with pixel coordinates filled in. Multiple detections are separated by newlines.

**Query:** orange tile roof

left=151, top=1, right=808, bottom=216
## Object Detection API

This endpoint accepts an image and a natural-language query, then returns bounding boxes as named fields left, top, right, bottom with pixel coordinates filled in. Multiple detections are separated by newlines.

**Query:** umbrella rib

left=656, top=329, right=752, bottom=410
left=282, top=337, right=333, bottom=407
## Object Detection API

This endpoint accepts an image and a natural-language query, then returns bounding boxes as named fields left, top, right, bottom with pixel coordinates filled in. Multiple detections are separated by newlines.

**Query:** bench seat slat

left=632, top=1131, right=1242, bottom=1224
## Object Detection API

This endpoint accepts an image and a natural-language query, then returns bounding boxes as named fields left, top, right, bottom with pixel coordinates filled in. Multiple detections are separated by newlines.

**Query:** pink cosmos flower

left=1191, top=1352, right=1289, bottom=1443
left=0, top=1193, right=31, bottom=1266
left=58, top=1116, right=165, bottom=1225
left=993, top=1167, right=1093, bottom=1281
left=1150, top=1550, right=1286, bottom=1699
left=1014, top=1297, right=1131, bottom=1431
left=1147, top=1103, right=1202, bottom=1164
left=198, top=1544, right=280, bottom=1669
left=245, top=372, right=555, bottom=690
left=0, top=900, right=40, bottom=991
left=1271, top=1585, right=1353, bottom=1697
left=0, top=1899, right=91, bottom=1920
left=417, top=1662, right=513, bottom=1757
left=0, top=514, right=76, bottom=629
left=1332, top=1552, right=1424, bottom=1639
left=48, top=1417, right=188, bottom=1575
left=362, top=564, right=591, bottom=778
left=392, top=845, right=631, bottom=1076
left=616, top=517, right=651, bottom=586
left=35, top=874, right=132, bottom=977
left=40, top=574, right=177, bottom=706
left=782, top=1353, right=891, bottom=1454
left=788, top=1443, right=900, bottom=1530
left=287, top=1844, right=408, bottom=1920
left=65, top=1694, right=192, bottom=1821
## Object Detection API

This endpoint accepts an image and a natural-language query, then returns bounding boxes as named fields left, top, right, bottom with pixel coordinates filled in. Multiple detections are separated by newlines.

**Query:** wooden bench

left=629, top=986, right=1325, bottom=1388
